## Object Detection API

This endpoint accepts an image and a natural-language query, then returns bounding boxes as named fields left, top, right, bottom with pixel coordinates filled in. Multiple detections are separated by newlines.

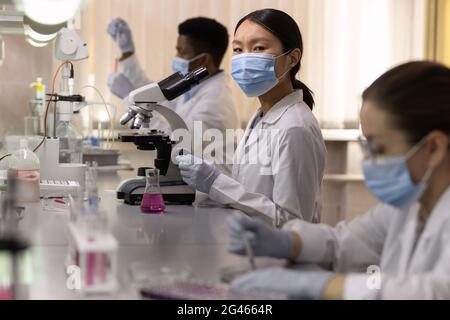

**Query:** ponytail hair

left=235, top=8, right=315, bottom=110
left=293, top=79, right=315, bottom=111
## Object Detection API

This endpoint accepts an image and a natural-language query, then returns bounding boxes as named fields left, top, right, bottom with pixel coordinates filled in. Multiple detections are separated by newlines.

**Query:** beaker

left=140, top=168, right=165, bottom=214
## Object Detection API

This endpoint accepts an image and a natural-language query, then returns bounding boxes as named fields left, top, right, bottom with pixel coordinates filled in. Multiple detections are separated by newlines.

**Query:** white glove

left=107, top=73, right=135, bottom=99
left=228, top=212, right=293, bottom=259
left=176, top=154, right=221, bottom=194
left=231, top=267, right=333, bottom=300
left=107, top=18, right=135, bottom=53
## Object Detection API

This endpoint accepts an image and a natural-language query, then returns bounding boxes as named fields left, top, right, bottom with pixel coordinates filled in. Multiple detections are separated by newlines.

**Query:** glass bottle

left=9, top=139, right=40, bottom=203
left=140, top=168, right=165, bottom=214
left=29, top=77, right=46, bottom=135
left=55, top=121, right=83, bottom=164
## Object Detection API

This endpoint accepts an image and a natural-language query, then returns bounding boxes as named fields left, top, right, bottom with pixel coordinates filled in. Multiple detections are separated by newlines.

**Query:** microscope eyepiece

left=158, top=67, right=210, bottom=101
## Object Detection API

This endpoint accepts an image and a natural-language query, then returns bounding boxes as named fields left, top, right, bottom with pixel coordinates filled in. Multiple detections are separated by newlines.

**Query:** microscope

left=116, top=67, right=209, bottom=205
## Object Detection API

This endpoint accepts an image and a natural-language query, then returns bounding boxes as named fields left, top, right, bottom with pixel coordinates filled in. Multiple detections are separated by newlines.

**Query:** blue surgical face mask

left=362, top=137, right=432, bottom=209
left=231, top=52, right=293, bottom=97
left=172, top=53, right=206, bottom=76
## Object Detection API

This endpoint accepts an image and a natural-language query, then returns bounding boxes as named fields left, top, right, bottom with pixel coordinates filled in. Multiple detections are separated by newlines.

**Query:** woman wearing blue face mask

left=177, top=9, right=326, bottom=227
left=227, top=61, right=450, bottom=300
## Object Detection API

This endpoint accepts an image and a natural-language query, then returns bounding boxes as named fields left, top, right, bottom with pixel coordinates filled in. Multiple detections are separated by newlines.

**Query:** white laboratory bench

left=18, top=168, right=249, bottom=300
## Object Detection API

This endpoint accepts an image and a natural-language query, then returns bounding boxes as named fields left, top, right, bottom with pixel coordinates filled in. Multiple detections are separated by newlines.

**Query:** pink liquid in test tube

left=86, top=252, right=96, bottom=286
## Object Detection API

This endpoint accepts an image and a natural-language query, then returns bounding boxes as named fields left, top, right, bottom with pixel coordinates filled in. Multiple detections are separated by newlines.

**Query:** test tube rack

left=66, top=222, right=118, bottom=294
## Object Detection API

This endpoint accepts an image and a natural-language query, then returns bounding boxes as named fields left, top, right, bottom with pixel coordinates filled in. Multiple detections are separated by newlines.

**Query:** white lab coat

left=209, top=90, right=326, bottom=227
left=119, top=55, right=240, bottom=175
left=284, top=186, right=450, bottom=300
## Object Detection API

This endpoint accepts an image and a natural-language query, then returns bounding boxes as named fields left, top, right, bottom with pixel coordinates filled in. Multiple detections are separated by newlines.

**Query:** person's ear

left=203, top=53, right=213, bottom=67
left=288, top=48, right=302, bottom=67
left=426, top=131, right=449, bottom=169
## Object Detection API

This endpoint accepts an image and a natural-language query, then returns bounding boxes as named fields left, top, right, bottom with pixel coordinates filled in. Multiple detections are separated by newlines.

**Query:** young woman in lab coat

left=227, top=61, right=450, bottom=300
left=177, top=9, right=326, bottom=227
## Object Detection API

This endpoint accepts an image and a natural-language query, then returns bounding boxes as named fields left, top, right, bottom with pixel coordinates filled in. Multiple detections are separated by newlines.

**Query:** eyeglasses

left=358, top=134, right=430, bottom=163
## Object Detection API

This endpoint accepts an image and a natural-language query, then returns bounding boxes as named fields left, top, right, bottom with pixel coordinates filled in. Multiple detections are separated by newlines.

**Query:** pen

left=242, top=233, right=256, bottom=270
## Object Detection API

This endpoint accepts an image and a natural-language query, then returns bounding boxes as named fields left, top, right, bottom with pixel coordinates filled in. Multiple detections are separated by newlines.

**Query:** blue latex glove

left=107, top=18, right=135, bottom=53
left=107, top=73, right=135, bottom=99
left=228, top=213, right=293, bottom=259
left=231, top=267, right=333, bottom=300
left=176, top=154, right=221, bottom=194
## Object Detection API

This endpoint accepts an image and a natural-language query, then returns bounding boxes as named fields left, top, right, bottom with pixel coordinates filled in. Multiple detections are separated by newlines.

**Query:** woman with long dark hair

left=177, top=9, right=326, bottom=227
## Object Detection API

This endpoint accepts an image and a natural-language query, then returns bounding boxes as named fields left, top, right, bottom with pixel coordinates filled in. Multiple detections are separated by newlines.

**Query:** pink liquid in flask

left=141, top=193, right=165, bottom=214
